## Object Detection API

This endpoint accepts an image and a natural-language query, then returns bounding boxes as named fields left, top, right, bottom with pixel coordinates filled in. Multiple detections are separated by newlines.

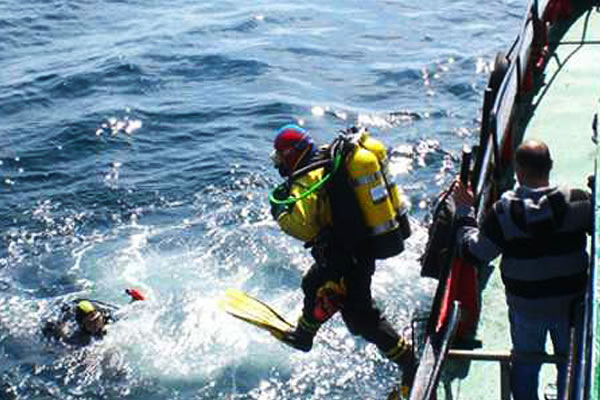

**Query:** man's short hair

left=514, top=140, right=553, bottom=179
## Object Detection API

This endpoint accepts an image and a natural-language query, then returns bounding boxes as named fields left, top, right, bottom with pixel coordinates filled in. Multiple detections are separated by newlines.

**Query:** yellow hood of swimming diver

left=77, top=300, right=96, bottom=314
left=274, top=167, right=333, bottom=243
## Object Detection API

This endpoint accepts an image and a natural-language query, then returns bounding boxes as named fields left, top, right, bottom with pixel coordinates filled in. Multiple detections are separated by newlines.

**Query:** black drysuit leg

left=299, top=243, right=406, bottom=361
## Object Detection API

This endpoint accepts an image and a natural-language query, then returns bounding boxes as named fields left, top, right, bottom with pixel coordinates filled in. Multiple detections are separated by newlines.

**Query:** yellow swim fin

left=219, top=289, right=294, bottom=339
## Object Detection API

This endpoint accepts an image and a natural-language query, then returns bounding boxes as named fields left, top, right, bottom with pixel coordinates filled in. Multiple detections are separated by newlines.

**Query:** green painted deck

left=523, top=6, right=600, bottom=187
left=437, top=5, right=600, bottom=400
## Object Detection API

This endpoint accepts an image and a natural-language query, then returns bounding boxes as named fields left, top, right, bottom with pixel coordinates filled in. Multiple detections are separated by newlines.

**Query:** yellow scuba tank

left=345, top=128, right=410, bottom=259
left=358, top=131, right=411, bottom=240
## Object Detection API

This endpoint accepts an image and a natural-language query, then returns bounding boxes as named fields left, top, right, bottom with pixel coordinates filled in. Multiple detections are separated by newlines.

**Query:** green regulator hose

left=269, top=152, right=343, bottom=206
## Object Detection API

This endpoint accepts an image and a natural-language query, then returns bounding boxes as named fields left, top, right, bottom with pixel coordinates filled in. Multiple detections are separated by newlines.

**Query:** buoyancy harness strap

left=269, top=149, right=343, bottom=207
left=325, top=134, right=372, bottom=251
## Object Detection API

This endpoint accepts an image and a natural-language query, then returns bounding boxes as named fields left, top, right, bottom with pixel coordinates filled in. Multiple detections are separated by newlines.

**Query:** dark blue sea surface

left=1, top=0, right=523, bottom=398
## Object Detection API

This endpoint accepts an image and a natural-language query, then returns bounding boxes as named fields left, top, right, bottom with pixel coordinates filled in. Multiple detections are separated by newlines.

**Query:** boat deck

left=523, top=6, right=600, bottom=185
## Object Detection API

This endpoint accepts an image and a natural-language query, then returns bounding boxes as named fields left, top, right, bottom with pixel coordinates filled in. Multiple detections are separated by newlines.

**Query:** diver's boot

left=281, top=316, right=320, bottom=352
left=386, top=337, right=417, bottom=398
left=400, top=361, right=417, bottom=399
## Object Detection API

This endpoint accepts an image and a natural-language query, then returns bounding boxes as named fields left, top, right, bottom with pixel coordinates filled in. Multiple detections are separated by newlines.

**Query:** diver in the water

left=42, top=288, right=145, bottom=346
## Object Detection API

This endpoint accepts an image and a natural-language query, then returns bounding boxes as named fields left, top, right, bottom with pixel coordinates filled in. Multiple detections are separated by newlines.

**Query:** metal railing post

left=500, top=360, right=511, bottom=400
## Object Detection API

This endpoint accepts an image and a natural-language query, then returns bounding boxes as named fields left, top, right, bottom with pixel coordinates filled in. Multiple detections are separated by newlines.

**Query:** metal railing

left=447, top=349, right=567, bottom=400
left=472, top=0, right=539, bottom=221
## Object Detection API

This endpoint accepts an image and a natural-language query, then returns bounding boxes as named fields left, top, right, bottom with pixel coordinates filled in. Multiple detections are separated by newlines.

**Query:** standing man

left=453, top=139, right=592, bottom=400
left=269, top=124, right=415, bottom=374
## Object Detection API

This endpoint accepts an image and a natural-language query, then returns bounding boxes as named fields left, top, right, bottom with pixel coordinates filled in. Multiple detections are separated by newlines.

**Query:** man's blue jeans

left=509, top=307, right=581, bottom=400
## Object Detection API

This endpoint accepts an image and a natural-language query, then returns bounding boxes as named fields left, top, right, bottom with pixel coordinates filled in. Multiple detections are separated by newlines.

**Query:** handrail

left=448, top=349, right=566, bottom=364
left=410, top=302, right=461, bottom=400
left=474, top=0, right=539, bottom=194
left=448, top=348, right=568, bottom=400
left=474, top=0, right=538, bottom=217
left=469, top=0, right=539, bottom=214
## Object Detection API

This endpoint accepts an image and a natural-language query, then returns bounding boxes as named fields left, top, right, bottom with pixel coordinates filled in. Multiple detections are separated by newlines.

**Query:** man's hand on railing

left=452, top=181, right=475, bottom=209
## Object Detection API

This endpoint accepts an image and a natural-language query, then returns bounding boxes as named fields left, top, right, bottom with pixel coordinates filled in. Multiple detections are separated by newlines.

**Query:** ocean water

left=0, top=0, right=524, bottom=399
